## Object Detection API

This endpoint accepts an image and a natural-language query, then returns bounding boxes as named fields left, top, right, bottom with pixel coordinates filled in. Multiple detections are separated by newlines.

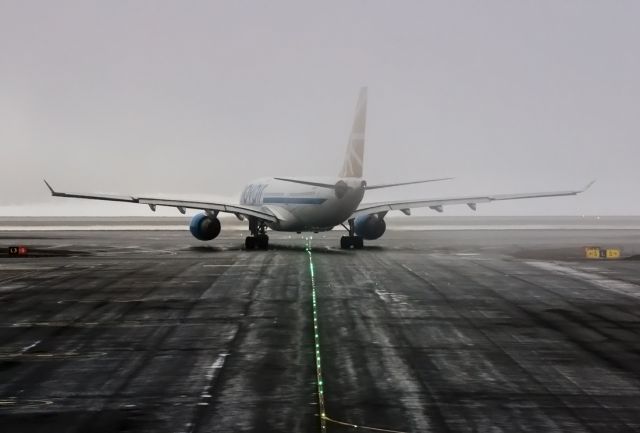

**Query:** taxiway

left=1, top=220, right=639, bottom=432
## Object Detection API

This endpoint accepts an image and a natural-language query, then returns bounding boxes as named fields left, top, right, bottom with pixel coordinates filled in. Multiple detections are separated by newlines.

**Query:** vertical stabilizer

left=338, top=87, right=367, bottom=178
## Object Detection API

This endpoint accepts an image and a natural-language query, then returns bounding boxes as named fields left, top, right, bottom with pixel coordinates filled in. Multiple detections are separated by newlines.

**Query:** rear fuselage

left=239, top=177, right=365, bottom=231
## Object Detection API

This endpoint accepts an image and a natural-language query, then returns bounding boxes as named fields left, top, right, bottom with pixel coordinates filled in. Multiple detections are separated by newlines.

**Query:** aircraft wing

left=351, top=181, right=595, bottom=218
left=43, top=180, right=278, bottom=222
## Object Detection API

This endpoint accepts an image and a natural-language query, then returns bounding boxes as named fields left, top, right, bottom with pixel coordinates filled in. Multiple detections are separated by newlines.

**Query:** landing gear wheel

left=246, top=217, right=270, bottom=250
left=340, top=236, right=364, bottom=249
left=245, top=236, right=256, bottom=250
left=256, top=235, right=269, bottom=250
left=340, top=219, right=364, bottom=250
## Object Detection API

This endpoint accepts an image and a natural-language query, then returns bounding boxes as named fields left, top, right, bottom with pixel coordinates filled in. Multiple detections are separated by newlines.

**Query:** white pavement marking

left=528, top=261, right=640, bottom=299
left=199, top=353, right=228, bottom=401
left=20, top=340, right=41, bottom=354
left=0, top=266, right=55, bottom=271
left=42, top=244, right=72, bottom=250
left=139, top=250, right=177, bottom=255
left=206, top=354, right=228, bottom=380
left=187, top=353, right=229, bottom=432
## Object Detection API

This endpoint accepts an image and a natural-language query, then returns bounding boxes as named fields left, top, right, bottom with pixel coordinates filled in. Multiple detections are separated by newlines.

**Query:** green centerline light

left=307, top=239, right=327, bottom=432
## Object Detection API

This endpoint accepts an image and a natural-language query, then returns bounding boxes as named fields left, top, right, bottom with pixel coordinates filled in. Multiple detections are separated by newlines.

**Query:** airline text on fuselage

left=240, top=184, right=268, bottom=205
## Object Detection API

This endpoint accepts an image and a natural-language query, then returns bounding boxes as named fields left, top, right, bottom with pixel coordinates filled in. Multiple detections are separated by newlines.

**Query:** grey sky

left=1, top=1, right=638, bottom=216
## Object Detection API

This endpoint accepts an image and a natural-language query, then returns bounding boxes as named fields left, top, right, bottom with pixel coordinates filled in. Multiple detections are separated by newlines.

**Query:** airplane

left=44, top=87, right=593, bottom=250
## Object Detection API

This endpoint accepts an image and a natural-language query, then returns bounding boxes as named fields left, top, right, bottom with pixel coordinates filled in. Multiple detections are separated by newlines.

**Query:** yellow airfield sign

left=585, top=246, right=622, bottom=259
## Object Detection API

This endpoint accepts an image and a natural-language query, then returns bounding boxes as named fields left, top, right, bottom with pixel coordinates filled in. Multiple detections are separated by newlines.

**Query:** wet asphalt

left=1, top=228, right=640, bottom=432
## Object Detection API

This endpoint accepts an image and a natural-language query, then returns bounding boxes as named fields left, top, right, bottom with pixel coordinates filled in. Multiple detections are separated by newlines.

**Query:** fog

left=1, top=1, right=638, bottom=216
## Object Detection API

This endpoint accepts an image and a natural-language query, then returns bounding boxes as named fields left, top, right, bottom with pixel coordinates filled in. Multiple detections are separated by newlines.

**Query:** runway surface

left=1, top=223, right=640, bottom=432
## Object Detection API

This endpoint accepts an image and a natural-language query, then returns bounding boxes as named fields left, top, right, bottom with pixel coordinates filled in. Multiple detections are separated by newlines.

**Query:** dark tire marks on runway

left=189, top=251, right=316, bottom=433
left=396, top=253, right=640, bottom=432
left=0, top=249, right=318, bottom=433
left=3, top=229, right=640, bottom=433
left=313, top=249, right=640, bottom=432
left=313, top=252, right=447, bottom=432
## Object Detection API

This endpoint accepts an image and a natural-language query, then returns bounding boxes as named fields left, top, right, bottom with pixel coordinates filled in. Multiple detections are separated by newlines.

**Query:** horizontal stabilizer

left=365, top=177, right=453, bottom=190
left=274, top=177, right=452, bottom=190
left=274, top=178, right=337, bottom=189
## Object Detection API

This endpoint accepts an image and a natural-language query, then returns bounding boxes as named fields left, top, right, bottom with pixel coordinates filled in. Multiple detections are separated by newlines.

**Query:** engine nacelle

left=354, top=214, right=386, bottom=240
left=189, top=213, right=221, bottom=241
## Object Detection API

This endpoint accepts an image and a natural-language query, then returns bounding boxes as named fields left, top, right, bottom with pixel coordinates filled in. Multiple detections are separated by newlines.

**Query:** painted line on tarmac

left=0, top=398, right=54, bottom=409
left=193, top=353, right=228, bottom=409
left=528, top=261, right=640, bottom=299
left=0, top=351, right=107, bottom=360
left=20, top=340, right=41, bottom=353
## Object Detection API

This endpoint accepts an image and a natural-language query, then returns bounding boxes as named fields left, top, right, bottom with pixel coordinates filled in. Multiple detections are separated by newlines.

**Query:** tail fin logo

left=339, top=87, right=367, bottom=178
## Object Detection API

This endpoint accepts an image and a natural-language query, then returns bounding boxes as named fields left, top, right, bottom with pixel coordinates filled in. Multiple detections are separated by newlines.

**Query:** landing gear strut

left=245, top=217, right=269, bottom=250
left=340, top=219, right=363, bottom=249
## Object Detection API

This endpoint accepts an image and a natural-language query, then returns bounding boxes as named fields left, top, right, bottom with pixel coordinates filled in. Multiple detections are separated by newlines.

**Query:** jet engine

left=189, top=213, right=221, bottom=241
left=354, top=214, right=386, bottom=240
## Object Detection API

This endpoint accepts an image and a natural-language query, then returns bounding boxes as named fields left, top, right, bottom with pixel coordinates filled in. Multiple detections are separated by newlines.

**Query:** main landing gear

left=245, top=234, right=269, bottom=250
left=245, top=217, right=269, bottom=250
left=340, top=219, right=363, bottom=249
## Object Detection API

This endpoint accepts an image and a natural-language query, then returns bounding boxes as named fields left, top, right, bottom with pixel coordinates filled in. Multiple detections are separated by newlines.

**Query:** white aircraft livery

left=44, top=87, right=593, bottom=250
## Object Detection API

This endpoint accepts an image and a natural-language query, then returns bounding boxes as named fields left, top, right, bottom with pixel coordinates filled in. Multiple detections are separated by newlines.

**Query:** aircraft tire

left=257, top=235, right=269, bottom=250
left=354, top=236, right=364, bottom=249
left=245, top=236, right=256, bottom=250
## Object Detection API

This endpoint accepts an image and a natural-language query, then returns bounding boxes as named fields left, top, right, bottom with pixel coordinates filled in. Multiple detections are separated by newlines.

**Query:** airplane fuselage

left=239, top=177, right=365, bottom=232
